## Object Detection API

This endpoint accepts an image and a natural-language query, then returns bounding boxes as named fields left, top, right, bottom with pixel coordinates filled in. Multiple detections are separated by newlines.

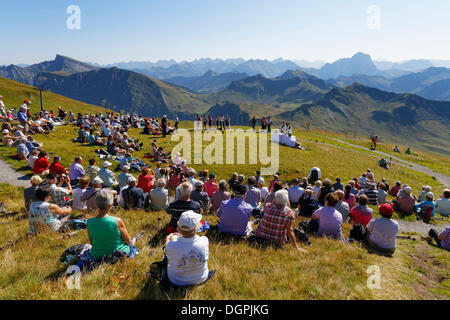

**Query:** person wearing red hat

left=366, top=204, right=399, bottom=254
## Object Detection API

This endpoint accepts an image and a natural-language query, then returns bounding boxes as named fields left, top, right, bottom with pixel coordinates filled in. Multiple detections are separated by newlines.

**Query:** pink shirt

left=343, top=193, right=356, bottom=210
left=205, top=181, right=218, bottom=197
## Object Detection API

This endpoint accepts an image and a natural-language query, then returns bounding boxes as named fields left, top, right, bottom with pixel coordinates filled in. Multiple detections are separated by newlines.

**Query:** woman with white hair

left=86, top=189, right=135, bottom=261
left=255, top=189, right=308, bottom=252
left=414, top=192, right=435, bottom=221
left=257, top=178, right=269, bottom=202
left=164, top=210, right=211, bottom=286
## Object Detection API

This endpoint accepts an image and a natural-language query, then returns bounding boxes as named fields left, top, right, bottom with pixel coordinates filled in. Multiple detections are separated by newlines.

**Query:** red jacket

left=49, top=161, right=67, bottom=176
left=33, top=157, right=49, bottom=174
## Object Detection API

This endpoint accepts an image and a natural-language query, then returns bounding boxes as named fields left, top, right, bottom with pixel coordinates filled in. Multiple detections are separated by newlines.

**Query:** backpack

left=349, top=224, right=367, bottom=241
left=417, top=205, right=433, bottom=223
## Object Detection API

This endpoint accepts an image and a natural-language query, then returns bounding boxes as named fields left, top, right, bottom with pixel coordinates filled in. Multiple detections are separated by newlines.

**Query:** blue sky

left=1, top=0, right=450, bottom=65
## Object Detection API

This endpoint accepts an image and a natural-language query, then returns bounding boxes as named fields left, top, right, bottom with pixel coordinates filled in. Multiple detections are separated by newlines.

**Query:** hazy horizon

left=1, top=0, right=450, bottom=65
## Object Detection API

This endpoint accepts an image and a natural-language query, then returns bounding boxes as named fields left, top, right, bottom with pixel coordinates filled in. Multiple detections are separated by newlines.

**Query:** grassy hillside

left=0, top=124, right=449, bottom=299
left=34, top=68, right=211, bottom=118
left=0, top=77, right=106, bottom=115
left=277, top=84, right=450, bottom=156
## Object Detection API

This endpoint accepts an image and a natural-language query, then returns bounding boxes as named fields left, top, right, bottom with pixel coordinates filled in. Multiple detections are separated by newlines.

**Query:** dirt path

left=297, top=137, right=450, bottom=187
left=331, top=138, right=450, bottom=187
left=0, top=159, right=30, bottom=188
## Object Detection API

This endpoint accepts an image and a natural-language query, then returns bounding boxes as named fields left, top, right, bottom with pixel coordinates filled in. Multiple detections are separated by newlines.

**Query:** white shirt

left=435, top=198, right=450, bottom=216
left=259, top=186, right=269, bottom=202
left=288, top=185, right=305, bottom=204
left=367, top=218, right=399, bottom=250
left=27, top=155, right=38, bottom=169
left=72, top=188, right=87, bottom=211
left=165, top=235, right=209, bottom=286
left=309, top=167, right=321, bottom=180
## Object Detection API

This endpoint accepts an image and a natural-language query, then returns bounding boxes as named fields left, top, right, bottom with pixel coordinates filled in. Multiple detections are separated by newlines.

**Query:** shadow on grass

left=135, top=276, right=193, bottom=300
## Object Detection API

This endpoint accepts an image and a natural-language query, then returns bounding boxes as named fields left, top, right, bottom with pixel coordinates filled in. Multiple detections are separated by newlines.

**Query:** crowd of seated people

left=3, top=97, right=450, bottom=289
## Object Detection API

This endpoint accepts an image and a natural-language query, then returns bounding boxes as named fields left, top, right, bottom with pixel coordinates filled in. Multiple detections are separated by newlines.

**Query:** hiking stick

left=62, top=229, right=85, bottom=239
left=396, top=235, right=416, bottom=241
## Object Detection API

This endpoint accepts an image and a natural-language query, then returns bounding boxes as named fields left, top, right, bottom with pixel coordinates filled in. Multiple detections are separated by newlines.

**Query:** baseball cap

left=2, top=129, right=9, bottom=134
left=178, top=210, right=202, bottom=232
left=92, top=177, right=103, bottom=185
left=378, top=203, right=394, bottom=216
left=103, top=161, right=112, bottom=168
left=195, top=180, right=204, bottom=188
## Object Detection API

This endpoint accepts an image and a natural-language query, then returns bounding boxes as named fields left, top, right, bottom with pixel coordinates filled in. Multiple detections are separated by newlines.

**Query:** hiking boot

left=422, top=236, right=433, bottom=244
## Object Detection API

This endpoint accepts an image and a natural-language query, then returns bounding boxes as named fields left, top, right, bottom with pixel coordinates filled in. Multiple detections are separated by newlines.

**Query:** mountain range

left=1, top=54, right=449, bottom=155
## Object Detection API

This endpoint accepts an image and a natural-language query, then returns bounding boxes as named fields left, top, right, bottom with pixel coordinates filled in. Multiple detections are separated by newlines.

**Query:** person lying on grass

left=424, top=227, right=450, bottom=251
left=255, top=189, right=308, bottom=253
left=28, top=187, right=72, bottom=235
left=164, top=210, right=210, bottom=286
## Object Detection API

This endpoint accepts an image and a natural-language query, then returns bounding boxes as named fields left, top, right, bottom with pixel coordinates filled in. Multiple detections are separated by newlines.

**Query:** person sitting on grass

left=28, top=187, right=72, bottom=235
left=191, top=181, right=210, bottom=214
left=366, top=203, right=399, bottom=254
left=297, top=187, right=318, bottom=220
left=27, top=149, right=39, bottom=170
left=24, top=175, right=42, bottom=210
left=88, top=129, right=107, bottom=146
left=33, top=151, right=50, bottom=176
left=210, top=180, right=231, bottom=215
left=122, top=176, right=145, bottom=211
left=435, top=189, right=450, bottom=217
left=17, top=137, right=29, bottom=160
left=204, top=173, right=219, bottom=198
left=255, top=189, right=308, bottom=253
left=166, top=182, right=201, bottom=234
left=414, top=192, right=435, bottom=221
left=265, top=180, right=284, bottom=204
left=85, top=158, right=100, bottom=182
left=377, top=182, right=388, bottom=204
left=45, top=173, right=73, bottom=207
left=2, top=129, right=15, bottom=146
left=49, top=156, right=67, bottom=178
left=311, top=193, right=343, bottom=240
left=334, top=190, right=350, bottom=221
left=216, top=184, right=253, bottom=237
left=389, top=181, right=402, bottom=197
left=393, top=186, right=415, bottom=215
left=68, top=157, right=85, bottom=186
left=417, top=186, right=432, bottom=203
left=118, top=165, right=132, bottom=189
left=317, top=178, right=334, bottom=207
left=137, top=167, right=154, bottom=195
left=349, top=195, right=373, bottom=228
left=164, top=210, right=211, bottom=286
left=84, top=189, right=137, bottom=265
left=149, top=178, right=169, bottom=211
left=72, top=176, right=90, bottom=212
left=343, top=184, right=356, bottom=210
left=424, top=227, right=450, bottom=251
left=98, top=161, right=118, bottom=189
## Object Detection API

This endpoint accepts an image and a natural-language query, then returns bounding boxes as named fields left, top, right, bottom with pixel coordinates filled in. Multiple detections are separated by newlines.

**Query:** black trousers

left=429, top=228, right=442, bottom=248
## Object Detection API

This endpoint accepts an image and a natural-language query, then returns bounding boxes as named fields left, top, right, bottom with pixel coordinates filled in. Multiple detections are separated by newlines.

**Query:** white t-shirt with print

left=165, top=235, right=209, bottom=286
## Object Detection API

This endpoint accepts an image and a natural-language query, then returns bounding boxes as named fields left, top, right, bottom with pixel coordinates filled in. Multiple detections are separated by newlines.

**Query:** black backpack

left=349, top=224, right=367, bottom=241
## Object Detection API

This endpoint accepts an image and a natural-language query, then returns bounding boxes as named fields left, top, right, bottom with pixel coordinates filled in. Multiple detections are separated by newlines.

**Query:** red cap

left=80, top=125, right=85, bottom=128
left=24, top=99, right=30, bottom=104
left=378, top=203, right=394, bottom=216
